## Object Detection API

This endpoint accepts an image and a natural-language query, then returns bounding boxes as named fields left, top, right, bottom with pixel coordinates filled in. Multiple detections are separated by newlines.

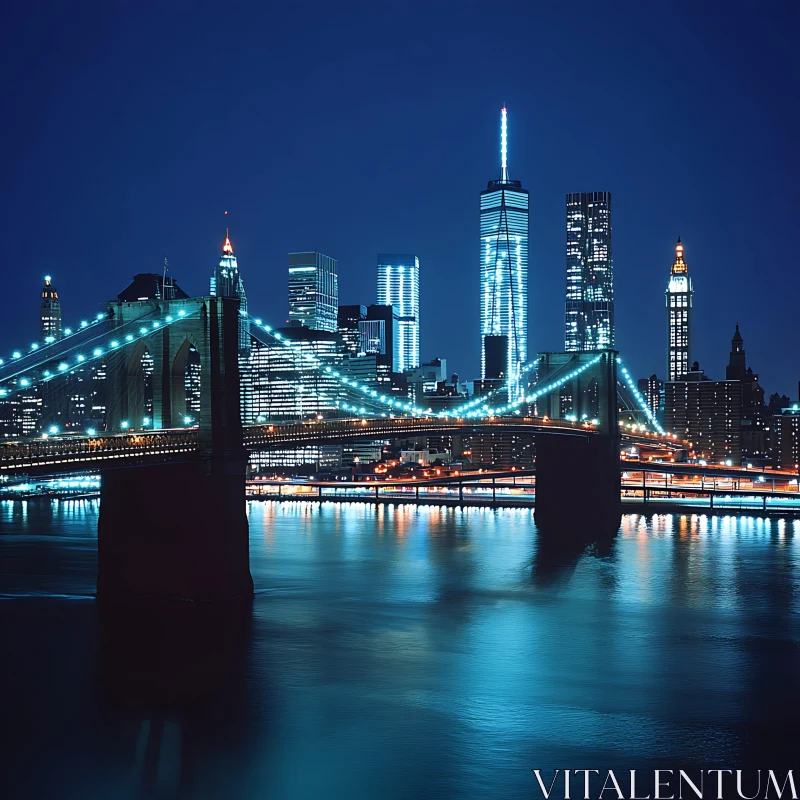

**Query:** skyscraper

left=40, top=275, right=62, bottom=339
left=377, top=254, right=419, bottom=372
left=337, top=304, right=366, bottom=356
left=210, top=229, right=250, bottom=358
left=288, top=252, right=338, bottom=332
left=666, top=237, right=693, bottom=381
left=361, top=304, right=400, bottom=371
left=480, top=107, right=528, bottom=392
left=565, top=192, right=614, bottom=351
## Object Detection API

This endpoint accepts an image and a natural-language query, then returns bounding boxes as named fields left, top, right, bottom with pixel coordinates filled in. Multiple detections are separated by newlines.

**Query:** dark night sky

left=1, top=0, right=798, bottom=394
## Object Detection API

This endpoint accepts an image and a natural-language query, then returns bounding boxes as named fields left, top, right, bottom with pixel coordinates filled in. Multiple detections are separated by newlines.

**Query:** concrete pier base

left=97, top=458, right=254, bottom=603
left=534, top=433, right=621, bottom=542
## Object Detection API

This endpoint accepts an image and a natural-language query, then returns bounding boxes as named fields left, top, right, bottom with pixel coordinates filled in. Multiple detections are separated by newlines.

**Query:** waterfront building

left=768, top=404, right=800, bottom=470
left=565, top=192, right=613, bottom=351
left=664, top=362, right=741, bottom=464
left=40, top=276, right=62, bottom=339
left=480, top=106, right=528, bottom=392
left=377, top=254, right=420, bottom=372
left=470, top=431, right=535, bottom=469
left=288, top=252, right=338, bottom=333
left=666, top=238, right=693, bottom=382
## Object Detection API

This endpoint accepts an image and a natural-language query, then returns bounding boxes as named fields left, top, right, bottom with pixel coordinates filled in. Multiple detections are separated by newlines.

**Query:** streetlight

left=86, top=428, right=97, bottom=437
left=121, top=421, right=129, bottom=430
left=48, top=425, right=59, bottom=435
left=183, top=416, right=193, bottom=426
left=143, top=417, right=151, bottom=426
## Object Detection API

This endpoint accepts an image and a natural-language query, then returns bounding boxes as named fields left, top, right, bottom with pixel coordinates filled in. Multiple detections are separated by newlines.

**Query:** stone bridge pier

left=533, top=351, right=621, bottom=540
left=97, top=296, right=253, bottom=603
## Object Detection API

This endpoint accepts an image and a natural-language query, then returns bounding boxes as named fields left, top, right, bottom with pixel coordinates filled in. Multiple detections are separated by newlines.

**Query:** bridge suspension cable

left=616, top=356, right=665, bottom=435
left=0, top=311, right=110, bottom=375
left=0, top=307, right=201, bottom=400
left=246, top=312, right=432, bottom=417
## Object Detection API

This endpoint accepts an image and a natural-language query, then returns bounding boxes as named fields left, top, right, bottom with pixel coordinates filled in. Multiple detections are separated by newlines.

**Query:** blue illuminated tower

left=480, top=106, right=529, bottom=393
left=377, top=254, right=420, bottom=372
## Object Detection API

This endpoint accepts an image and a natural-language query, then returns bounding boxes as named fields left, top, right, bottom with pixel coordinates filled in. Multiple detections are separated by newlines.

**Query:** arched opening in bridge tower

left=583, top=377, right=600, bottom=421
left=114, top=341, right=154, bottom=429
left=171, top=338, right=201, bottom=427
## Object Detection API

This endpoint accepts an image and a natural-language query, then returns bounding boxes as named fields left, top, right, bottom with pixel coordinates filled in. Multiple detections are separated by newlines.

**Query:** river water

left=2, top=499, right=799, bottom=799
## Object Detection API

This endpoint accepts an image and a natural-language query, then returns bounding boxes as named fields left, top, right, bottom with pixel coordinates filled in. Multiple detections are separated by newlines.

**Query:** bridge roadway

left=0, top=417, right=594, bottom=476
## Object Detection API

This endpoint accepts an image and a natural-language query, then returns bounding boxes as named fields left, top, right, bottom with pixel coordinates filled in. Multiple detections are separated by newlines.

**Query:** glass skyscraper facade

left=480, top=107, right=528, bottom=393
left=245, top=328, right=342, bottom=422
left=337, top=304, right=366, bottom=356
left=377, top=254, right=419, bottom=373
left=565, top=192, right=614, bottom=351
left=666, top=237, right=693, bottom=381
left=288, top=252, right=338, bottom=333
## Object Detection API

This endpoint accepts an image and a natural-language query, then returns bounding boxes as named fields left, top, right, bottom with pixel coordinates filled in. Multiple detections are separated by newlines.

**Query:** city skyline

left=2, top=3, right=797, bottom=395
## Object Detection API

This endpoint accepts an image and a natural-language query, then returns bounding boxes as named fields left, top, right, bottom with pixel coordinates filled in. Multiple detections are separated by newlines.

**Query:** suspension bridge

left=0, top=293, right=668, bottom=602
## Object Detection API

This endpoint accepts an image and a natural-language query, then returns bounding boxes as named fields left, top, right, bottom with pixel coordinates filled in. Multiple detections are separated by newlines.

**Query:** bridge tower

left=98, top=296, right=253, bottom=603
left=533, top=351, right=621, bottom=539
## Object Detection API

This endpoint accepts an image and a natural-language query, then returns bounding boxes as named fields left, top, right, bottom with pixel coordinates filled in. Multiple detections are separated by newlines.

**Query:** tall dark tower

left=726, top=323, right=746, bottom=381
left=40, top=275, right=62, bottom=340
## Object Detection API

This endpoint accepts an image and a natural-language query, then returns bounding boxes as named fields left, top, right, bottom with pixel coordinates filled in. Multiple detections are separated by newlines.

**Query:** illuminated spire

left=222, top=210, right=234, bottom=254
left=672, top=236, right=687, bottom=274
left=500, top=106, right=508, bottom=182
left=222, top=227, right=234, bottom=255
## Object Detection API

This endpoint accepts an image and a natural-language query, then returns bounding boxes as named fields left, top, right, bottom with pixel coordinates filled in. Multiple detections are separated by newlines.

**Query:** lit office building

left=377, top=254, right=420, bottom=372
left=40, top=275, right=62, bottom=339
left=288, top=252, right=338, bottom=333
left=664, top=362, right=741, bottom=464
left=245, top=327, right=342, bottom=422
left=360, top=305, right=399, bottom=371
left=342, top=353, right=390, bottom=391
left=637, top=374, right=663, bottom=421
left=666, top=237, right=693, bottom=381
left=770, top=405, right=800, bottom=471
left=0, top=388, right=41, bottom=438
left=338, top=305, right=366, bottom=356
left=565, top=192, right=613, bottom=351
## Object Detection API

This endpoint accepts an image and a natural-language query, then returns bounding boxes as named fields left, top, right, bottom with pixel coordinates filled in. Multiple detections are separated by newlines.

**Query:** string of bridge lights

left=246, top=312, right=431, bottom=417
left=617, top=356, right=666, bottom=435
left=0, top=308, right=200, bottom=400
left=1, top=302, right=672, bottom=438
left=436, top=358, right=542, bottom=418
left=0, top=311, right=110, bottom=372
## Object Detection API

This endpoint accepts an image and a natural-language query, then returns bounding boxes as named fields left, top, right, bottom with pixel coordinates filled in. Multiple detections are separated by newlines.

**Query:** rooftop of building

left=117, top=274, right=189, bottom=303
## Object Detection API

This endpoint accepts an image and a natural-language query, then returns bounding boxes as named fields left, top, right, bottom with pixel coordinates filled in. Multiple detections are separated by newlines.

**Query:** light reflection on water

left=2, top=499, right=800, bottom=799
